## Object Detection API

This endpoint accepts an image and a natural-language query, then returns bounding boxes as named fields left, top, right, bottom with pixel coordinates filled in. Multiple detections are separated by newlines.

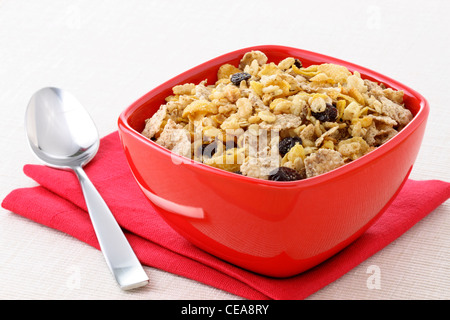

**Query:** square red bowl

left=118, top=45, right=429, bottom=277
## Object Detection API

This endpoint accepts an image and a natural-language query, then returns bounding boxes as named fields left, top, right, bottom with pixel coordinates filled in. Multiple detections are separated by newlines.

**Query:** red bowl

left=118, top=45, right=429, bottom=277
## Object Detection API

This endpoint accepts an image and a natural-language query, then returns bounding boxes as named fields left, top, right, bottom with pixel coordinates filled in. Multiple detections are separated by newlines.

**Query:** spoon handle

left=72, top=165, right=149, bottom=290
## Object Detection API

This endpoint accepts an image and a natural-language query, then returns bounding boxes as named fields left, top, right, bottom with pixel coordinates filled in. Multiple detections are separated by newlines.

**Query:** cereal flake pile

left=142, top=51, right=413, bottom=181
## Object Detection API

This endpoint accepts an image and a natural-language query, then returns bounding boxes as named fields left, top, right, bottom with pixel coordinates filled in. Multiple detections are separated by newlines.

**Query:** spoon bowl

left=26, top=87, right=99, bottom=169
left=25, top=87, right=149, bottom=290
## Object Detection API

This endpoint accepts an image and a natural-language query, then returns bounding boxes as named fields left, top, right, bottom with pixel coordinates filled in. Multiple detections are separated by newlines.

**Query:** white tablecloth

left=1, top=0, right=449, bottom=300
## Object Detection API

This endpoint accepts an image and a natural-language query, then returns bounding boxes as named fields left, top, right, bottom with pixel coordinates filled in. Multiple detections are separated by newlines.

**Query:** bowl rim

left=118, top=44, right=430, bottom=188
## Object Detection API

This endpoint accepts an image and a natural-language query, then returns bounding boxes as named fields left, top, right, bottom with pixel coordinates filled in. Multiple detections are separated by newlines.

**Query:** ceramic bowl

left=118, top=45, right=429, bottom=277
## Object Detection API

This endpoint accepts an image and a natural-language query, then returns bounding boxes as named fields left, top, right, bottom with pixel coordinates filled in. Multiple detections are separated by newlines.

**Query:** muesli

left=141, top=51, right=413, bottom=181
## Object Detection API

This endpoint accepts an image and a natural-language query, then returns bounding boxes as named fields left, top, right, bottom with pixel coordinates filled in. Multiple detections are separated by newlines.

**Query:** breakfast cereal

left=141, top=51, right=413, bottom=181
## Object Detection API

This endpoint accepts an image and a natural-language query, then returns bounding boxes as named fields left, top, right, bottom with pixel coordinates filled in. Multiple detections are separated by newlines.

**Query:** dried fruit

left=279, top=136, right=302, bottom=156
left=142, top=50, right=411, bottom=181
left=268, top=167, right=304, bottom=181
left=230, top=72, right=251, bottom=86
left=311, top=103, right=338, bottom=122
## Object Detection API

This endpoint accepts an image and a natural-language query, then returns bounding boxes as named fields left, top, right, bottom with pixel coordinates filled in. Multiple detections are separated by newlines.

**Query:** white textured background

left=1, top=0, right=449, bottom=299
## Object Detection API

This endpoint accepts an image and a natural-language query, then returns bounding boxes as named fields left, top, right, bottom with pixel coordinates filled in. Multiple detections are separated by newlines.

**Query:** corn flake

left=141, top=50, right=412, bottom=180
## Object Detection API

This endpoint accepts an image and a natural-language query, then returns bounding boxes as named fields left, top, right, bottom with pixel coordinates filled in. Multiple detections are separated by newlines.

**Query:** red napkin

left=2, top=131, right=450, bottom=300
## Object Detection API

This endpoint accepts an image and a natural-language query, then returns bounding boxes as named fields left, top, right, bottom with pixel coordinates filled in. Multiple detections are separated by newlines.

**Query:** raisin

left=269, top=167, right=304, bottom=181
left=230, top=72, right=251, bottom=86
left=294, top=59, right=302, bottom=68
left=278, top=136, right=302, bottom=156
left=311, top=103, right=337, bottom=122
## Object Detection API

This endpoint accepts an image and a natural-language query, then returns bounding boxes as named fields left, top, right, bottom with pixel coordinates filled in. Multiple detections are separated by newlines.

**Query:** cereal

left=239, top=50, right=268, bottom=69
left=142, top=104, right=167, bottom=139
left=154, top=119, right=191, bottom=158
left=337, top=137, right=370, bottom=161
left=182, top=99, right=217, bottom=120
left=172, top=83, right=195, bottom=95
left=259, top=114, right=302, bottom=131
left=217, top=64, right=241, bottom=81
left=269, top=166, right=305, bottom=181
left=141, top=51, right=413, bottom=181
left=240, top=147, right=280, bottom=180
left=304, top=149, right=345, bottom=178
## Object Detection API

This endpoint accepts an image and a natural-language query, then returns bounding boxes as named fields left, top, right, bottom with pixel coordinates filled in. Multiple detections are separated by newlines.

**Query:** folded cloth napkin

left=2, top=131, right=450, bottom=300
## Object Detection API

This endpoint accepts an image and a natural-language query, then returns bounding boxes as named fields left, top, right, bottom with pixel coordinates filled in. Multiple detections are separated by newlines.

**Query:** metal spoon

left=25, top=87, right=149, bottom=290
